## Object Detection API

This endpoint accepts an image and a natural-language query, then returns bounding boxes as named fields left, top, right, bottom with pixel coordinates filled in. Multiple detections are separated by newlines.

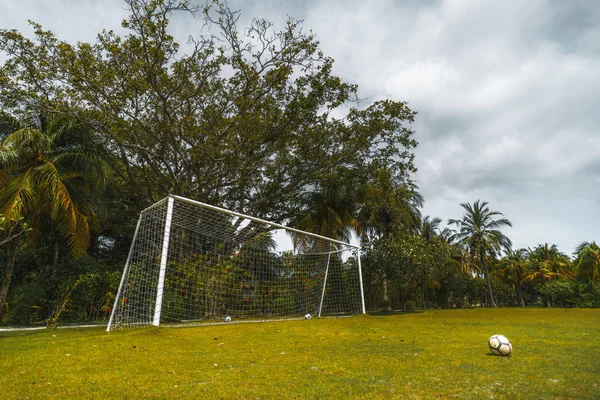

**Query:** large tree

left=448, top=200, right=512, bottom=307
left=0, top=113, right=110, bottom=316
left=0, top=0, right=418, bottom=224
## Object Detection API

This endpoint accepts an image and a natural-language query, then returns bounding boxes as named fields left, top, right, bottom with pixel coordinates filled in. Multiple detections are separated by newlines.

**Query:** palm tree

left=522, top=243, right=571, bottom=307
left=448, top=200, right=512, bottom=307
left=291, top=184, right=360, bottom=248
left=358, top=173, right=424, bottom=310
left=0, top=113, right=110, bottom=316
left=289, top=183, right=361, bottom=312
left=434, top=225, right=476, bottom=275
left=418, top=215, right=442, bottom=242
left=574, top=241, right=600, bottom=281
left=358, top=169, right=422, bottom=239
left=526, top=243, right=572, bottom=277
left=498, top=248, right=529, bottom=306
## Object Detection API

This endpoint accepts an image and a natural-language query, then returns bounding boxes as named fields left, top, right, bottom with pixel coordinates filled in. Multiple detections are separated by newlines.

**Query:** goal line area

left=107, top=195, right=365, bottom=331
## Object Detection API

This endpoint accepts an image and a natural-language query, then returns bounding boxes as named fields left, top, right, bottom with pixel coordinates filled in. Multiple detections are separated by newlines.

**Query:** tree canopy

left=0, top=0, right=417, bottom=223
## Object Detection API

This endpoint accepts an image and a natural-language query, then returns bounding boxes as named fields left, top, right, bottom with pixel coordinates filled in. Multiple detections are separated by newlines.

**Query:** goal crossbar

left=170, top=195, right=360, bottom=250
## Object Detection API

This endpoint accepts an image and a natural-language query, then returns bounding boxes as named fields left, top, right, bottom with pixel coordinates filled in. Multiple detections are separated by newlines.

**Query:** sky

left=1, top=0, right=599, bottom=256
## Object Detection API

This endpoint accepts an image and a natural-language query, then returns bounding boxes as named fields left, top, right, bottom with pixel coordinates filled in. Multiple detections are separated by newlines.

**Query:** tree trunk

left=53, top=240, right=60, bottom=268
left=517, top=285, right=525, bottom=307
left=382, top=274, right=391, bottom=311
left=481, top=256, right=497, bottom=307
left=515, top=280, right=525, bottom=307
left=0, top=244, right=18, bottom=318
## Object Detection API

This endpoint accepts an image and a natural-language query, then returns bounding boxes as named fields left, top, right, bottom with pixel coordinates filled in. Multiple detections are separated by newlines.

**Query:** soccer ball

left=304, top=313, right=312, bottom=320
left=488, top=334, right=512, bottom=356
left=224, top=316, right=231, bottom=322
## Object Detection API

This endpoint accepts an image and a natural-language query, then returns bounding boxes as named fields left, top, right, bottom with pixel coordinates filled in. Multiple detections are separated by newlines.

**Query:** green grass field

left=1, top=308, right=599, bottom=399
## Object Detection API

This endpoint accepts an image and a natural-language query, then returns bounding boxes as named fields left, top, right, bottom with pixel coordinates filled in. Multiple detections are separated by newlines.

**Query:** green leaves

left=525, top=243, right=572, bottom=283
left=0, top=113, right=110, bottom=254
left=291, top=184, right=360, bottom=245
left=0, top=0, right=417, bottom=222
left=574, top=241, right=600, bottom=281
left=448, top=200, right=513, bottom=260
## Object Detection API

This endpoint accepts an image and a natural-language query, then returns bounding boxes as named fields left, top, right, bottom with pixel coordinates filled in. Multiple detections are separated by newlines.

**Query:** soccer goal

left=107, top=195, right=365, bottom=331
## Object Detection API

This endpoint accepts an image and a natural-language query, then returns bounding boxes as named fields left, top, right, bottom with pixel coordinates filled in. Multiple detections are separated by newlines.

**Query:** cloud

left=296, top=0, right=600, bottom=253
left=1, top=0, right=127, bottom=40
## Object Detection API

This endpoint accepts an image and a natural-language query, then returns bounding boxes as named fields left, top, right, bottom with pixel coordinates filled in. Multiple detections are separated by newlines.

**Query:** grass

left=1, top=308, right=599, bottom=399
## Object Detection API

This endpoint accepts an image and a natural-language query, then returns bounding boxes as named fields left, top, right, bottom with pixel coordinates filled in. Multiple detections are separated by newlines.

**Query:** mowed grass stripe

left=1, top=308, right=599, bottom=399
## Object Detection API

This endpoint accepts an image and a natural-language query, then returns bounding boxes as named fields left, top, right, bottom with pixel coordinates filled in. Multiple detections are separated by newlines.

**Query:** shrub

left=539, top=279, right=600, bottom=308
left=5, top=281, right=47, bottom=325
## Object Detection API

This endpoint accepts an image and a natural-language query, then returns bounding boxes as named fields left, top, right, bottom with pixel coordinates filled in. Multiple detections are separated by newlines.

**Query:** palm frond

left=2, top=127, right=49, bottom=153
left=0, top=112, right=23, bottom=139
left=0, top=148, right=24, bottom=173
left=0, top=168, right=36, bottom=220
left=574, top=241, right=600, bottom=280
left=35, top=161, right=79, bottom=233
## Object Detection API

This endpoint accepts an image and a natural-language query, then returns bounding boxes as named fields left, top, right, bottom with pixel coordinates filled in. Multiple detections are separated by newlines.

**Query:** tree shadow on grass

left=367, top=309, right=427, bottom=317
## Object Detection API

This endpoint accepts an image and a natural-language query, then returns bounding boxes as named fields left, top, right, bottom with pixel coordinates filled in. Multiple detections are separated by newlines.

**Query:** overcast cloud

left=1, top=0, right=598, bottom=255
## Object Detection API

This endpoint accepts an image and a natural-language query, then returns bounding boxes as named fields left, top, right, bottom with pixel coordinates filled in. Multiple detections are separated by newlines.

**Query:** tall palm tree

left=290, top=183, right=360, bottom=251
left=0, top=113, right=110, bottom=316
left=448, top=200, right=512, bottom=307
left=498, top=248, right=529, bottom=306
left=522, top=243, right=571, bottom=307
left=574, top=241, right=600, bottom=281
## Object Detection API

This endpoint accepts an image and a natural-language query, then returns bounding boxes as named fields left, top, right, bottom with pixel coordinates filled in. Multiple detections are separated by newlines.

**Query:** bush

left=538, top=279, right=600, bottom=308
left=59, top=271, right=121, bottom=322
left=4, top=282, right=47, bottom=325
left=378, top=299, right=392, bottom=311
left=404, top=300, right=417, bottom=311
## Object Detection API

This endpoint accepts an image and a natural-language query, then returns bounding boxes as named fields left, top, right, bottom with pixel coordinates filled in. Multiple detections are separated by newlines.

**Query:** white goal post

left=107, top=195, right=365, bottom=331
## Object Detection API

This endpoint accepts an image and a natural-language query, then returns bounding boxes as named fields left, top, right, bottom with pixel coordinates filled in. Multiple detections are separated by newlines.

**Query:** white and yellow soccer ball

left=304, top=313, right=312, bottom=320
left=224, top=316, right=232, bottom=322
left=488, top=334, right=512, bottom=356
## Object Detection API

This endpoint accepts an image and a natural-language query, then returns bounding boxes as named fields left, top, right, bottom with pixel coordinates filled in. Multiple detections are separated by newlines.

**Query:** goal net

left=107, top=195, right=365, bottom=331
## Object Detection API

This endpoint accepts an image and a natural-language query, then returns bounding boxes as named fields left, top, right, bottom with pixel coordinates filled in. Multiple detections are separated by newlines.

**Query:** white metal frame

left=171, top=195, right=360, bottom=249
left=318, top=253, right=332, bottom=317
left=357, top=250, right=366, bottom=314
left=152, top=196, right=175, bottom=326
left=107, top=195, right=366, bottom=331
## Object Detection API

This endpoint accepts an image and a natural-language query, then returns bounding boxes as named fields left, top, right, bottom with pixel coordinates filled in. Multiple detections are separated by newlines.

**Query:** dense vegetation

left=0, top=0, right=597, bottom=326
